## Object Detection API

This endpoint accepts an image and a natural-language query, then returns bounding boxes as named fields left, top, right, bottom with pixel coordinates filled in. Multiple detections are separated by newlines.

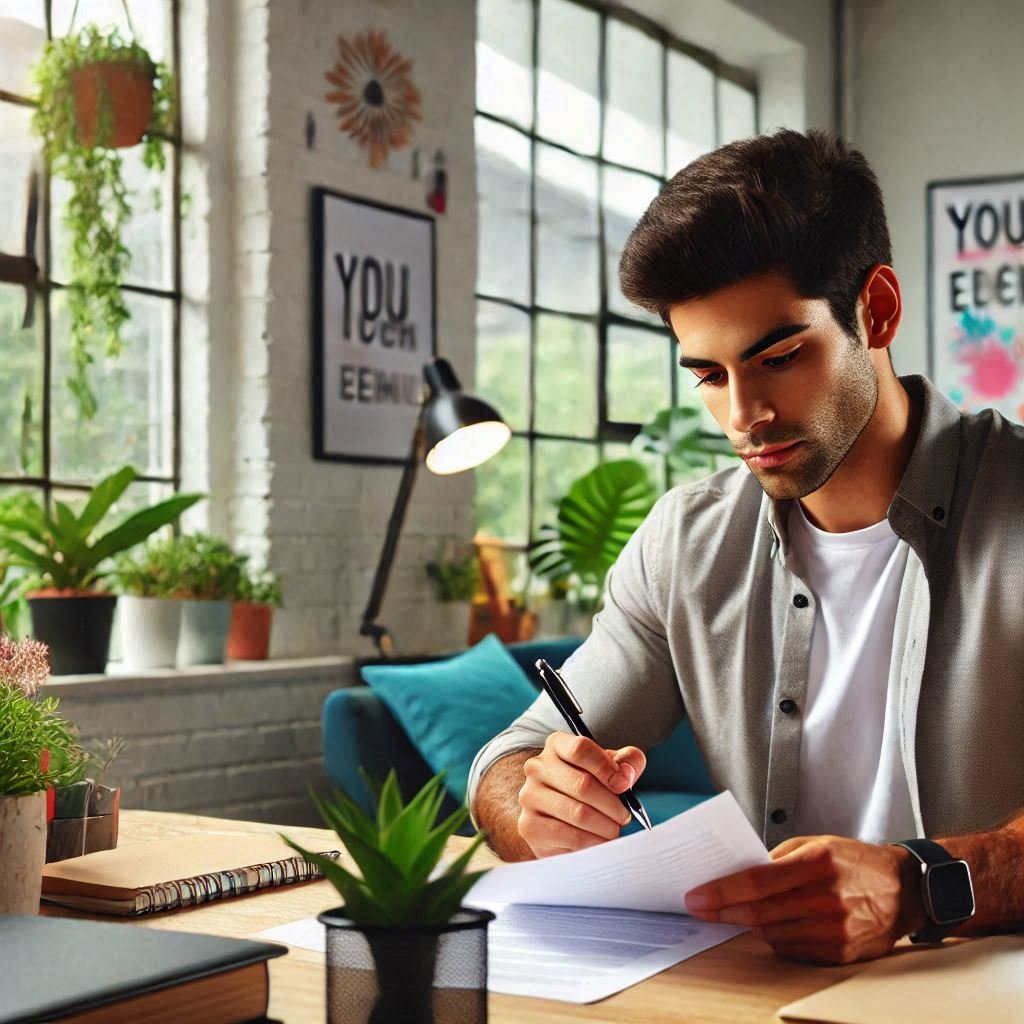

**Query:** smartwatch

left=892, top=838, right=975, bottom=943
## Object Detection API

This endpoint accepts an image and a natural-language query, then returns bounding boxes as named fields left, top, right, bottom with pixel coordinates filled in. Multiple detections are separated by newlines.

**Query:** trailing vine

left=30, top=17, right=175, bottom=419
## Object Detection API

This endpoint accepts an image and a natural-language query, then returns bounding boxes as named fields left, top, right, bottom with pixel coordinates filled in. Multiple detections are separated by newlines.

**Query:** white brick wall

left=178, top=0, right=480, bottom=659
left=49, top=660, right=357, bottom=826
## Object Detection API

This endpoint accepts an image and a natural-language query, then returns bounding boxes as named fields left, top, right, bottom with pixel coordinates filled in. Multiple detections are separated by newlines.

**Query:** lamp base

left=359, top=622, right=394, bottom=659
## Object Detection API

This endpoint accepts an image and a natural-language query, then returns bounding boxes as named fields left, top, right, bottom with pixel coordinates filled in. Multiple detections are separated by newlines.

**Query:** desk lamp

left=359, top=357, right=510, bottom=657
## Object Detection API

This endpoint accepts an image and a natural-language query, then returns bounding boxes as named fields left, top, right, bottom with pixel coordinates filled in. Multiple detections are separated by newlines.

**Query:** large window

left=473, top=0, right=756, bottom=562
left=0, top=0, right=181, bottom=517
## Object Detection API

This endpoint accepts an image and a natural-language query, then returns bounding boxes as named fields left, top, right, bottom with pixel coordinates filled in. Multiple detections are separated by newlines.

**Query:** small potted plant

left=172, top=534, right=246, bottom=666
left=425, top=546, right=477, bottom=651
left=0, top=637, right=86, bottom=913
left=284, top=770, right=493, bottom=1024
left=228, top=566, right=282, bottom=661
left=114, top=536, right=193, bottom=670
left=0, top=465, right=203, bottom=674
left=30, top=15, right=175, bottom=419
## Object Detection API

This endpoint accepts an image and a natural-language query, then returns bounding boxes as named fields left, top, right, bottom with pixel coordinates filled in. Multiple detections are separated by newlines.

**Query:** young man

left=468, top=130, right=1024, bottom=965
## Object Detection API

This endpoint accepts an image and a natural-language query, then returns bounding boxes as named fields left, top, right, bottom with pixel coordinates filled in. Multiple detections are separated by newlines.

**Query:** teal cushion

left=641, top=718, right=716, bottom=794
left=361, top=633, right=538, bottom=802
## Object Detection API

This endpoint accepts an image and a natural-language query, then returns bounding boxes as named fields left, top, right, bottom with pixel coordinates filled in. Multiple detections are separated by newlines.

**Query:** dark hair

left=618, top=129, right=892, bottom=339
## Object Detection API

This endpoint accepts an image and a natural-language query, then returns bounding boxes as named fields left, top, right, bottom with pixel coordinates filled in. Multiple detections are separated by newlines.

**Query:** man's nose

left=728, top=379, right=774, bottom=436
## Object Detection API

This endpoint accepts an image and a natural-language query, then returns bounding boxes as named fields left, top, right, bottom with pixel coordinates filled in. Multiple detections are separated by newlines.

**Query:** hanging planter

left=29, top=6, right=175, bottom=419
left=68, top=59, right=155, bottom=148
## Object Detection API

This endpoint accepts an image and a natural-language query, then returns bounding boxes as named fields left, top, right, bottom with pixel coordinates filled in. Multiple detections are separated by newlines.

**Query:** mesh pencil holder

left=319, top=907, right=495, bottom=1024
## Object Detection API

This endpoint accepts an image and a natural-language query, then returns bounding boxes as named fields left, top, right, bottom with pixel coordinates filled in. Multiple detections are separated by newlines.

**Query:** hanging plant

left=30, top=4, right=175, bottom=419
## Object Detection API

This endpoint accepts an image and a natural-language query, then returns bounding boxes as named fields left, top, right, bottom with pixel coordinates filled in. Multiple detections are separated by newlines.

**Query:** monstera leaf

left=633, top=406, right=737, bottom=473
left=529, top=459, right=657, bottom=591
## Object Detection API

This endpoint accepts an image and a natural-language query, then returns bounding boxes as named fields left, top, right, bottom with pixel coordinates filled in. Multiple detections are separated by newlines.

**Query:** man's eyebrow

left=676, top=323, right=810, bottom=369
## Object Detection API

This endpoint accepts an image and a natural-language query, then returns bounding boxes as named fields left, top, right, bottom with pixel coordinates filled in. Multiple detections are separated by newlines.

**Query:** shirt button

left=779, top=699, right=797, bottom=714
left=932, top=506, right=945, bottom=521
left=793, top=594, right=809, bottom=608
left=771, top=809, right=787, bottom=824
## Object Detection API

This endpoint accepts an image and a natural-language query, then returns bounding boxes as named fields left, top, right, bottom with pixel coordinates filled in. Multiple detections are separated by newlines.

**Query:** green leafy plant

left=237, top=565, right=283, bottom=607
left=114, top=534, right=193, bottom=598
left=170, top=533, right=246, bottom=601
left=425, top=555, right=477, bottom=603
left=633, top=406, right=738, bottom=475
left=0, top=465, right=202, bottom=597
left=529, top=459, right=658, bottom=595
left=283, top=770, right=489, bottom=927
left=0, top=637, right=87, bottom=795
left=30, top=15, right=175, bottom=419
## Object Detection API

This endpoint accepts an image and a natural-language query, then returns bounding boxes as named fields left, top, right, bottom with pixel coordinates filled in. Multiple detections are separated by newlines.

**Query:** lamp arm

left=359, top=411, right=426, bottom=657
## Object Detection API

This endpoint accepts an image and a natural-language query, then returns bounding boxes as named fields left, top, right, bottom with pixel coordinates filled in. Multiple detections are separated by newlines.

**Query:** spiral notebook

left=40, top=834, right=340, bottom=916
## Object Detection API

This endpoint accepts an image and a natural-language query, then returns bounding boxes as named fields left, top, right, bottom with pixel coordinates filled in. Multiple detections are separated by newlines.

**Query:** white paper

left=256, top=792, right=770, bottom=1004
left=466, top=791, right=770, bottom=913
left=473, top=900, right=745, bottom=1003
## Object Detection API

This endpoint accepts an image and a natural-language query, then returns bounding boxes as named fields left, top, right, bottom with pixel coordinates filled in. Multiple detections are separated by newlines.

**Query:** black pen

left=534, top=658, right=653, bottom=831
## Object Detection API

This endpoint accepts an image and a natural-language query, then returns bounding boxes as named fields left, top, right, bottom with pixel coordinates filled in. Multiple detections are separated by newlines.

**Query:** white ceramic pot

left=120, top=595, right=183, bottom=669
left=177, top=600, right=232, bottom=665
left=0, top=792, right=47, bottom=914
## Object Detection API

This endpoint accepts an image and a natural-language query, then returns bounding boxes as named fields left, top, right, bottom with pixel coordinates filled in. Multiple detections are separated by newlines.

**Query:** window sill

left=45, top=656, right=356, bottom=697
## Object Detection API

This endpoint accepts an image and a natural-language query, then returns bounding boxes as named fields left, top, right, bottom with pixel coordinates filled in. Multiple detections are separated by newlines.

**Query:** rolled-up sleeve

left=466, top=493, right=686, bottom=810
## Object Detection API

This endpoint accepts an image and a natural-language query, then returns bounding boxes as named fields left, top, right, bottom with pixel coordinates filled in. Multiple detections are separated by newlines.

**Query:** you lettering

left=946, top=199, right=1024, bottom=255
left=334, top=254, right=416, bottom=349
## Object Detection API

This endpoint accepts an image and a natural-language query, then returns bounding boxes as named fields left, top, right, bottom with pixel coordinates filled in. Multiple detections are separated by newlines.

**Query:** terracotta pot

left=227, top=602, right=274, bottom=660
left=0, top=792, right=47, bottom=914
left=68, top=60, right=154, bottom=148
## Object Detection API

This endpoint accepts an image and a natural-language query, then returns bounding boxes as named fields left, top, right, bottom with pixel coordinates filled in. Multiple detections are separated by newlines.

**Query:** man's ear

left=859, top=265, right=902, bottom=350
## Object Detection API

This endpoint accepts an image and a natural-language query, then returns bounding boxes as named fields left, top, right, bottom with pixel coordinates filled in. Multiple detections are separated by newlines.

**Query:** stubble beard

left=746, top=345, right=880, bottom=502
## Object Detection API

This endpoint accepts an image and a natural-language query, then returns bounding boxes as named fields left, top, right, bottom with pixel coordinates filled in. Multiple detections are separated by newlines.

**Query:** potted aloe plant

left=30, top=11, right=175, bottom=419
left=0, top=637, right=87, bottom=913
left=171, top=534, right=246, bottom=666
left=114, top=536, right=192, bottom=670
left=227, top=565, right=282, bottom=661
left=0, top=466, right=202, bottom=674
left=284, top=770, right=493, bottom=1024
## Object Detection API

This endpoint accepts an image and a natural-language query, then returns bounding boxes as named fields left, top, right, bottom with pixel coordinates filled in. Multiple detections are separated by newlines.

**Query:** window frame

left=474, top=0, right=758, bottom=548
left=0, top=0, right=183, bottom=505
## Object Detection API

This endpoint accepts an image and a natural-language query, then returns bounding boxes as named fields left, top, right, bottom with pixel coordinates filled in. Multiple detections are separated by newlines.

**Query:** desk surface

left=47, top=810, right=867, bottom=1023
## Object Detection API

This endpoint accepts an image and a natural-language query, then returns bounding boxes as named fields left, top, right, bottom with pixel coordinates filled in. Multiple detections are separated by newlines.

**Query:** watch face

left=926, top=861, right=975, bottom=923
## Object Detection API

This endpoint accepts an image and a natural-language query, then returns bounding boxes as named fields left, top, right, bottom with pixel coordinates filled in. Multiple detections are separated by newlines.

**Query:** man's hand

left=683, top=835, right=926, bottom=965
left=517, top=732, right=647, bottom=858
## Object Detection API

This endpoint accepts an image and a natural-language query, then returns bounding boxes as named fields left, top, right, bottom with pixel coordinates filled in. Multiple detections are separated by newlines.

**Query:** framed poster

left=312, top=187, right=436, bottom=463
left=927, top=174, right=1024, bottom=423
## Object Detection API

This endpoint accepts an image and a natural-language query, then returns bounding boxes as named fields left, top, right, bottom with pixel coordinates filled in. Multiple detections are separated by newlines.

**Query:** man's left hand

left=684, top=835, right=923, bottom=964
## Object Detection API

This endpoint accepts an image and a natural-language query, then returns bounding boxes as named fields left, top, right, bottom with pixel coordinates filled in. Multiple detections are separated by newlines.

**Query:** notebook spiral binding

left=133, top=853, right=341, bottom=915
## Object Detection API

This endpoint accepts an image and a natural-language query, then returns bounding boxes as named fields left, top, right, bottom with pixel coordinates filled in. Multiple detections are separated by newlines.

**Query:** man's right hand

left=517, top=732, right=647, bottom=858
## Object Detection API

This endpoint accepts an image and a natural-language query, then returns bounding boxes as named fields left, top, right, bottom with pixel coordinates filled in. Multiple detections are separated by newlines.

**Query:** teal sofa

left=321, top=637, right=716, bottom=832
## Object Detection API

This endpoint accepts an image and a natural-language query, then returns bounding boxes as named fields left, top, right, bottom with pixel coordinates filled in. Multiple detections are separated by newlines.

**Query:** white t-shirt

left=787, top=502, right=918, bottom=844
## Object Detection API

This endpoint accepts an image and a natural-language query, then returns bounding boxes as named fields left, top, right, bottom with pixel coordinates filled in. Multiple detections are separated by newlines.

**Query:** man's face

left=667, top=271, right=879, bottom=501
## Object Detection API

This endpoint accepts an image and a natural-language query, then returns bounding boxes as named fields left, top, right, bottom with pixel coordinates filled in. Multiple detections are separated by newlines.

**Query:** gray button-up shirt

left=467, top=376, right=1024, bottom=849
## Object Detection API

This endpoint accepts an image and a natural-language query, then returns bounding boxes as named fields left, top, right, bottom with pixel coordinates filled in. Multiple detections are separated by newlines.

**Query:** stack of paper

left=258, top=791, right=771, bottom=1003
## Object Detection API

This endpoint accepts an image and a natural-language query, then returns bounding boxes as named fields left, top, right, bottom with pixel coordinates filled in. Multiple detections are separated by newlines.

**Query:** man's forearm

left=471, top=749, right=540, bottom=862
left=939, top=808, right=1024, bottom=936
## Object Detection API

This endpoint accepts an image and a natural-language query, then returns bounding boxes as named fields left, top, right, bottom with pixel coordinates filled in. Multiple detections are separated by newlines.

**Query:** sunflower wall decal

left=324, top=30, right=423, bottom=169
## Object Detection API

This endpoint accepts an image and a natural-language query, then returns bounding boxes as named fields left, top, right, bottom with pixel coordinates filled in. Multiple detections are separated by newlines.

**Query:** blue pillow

left=361, top=633, right=538, bottom=802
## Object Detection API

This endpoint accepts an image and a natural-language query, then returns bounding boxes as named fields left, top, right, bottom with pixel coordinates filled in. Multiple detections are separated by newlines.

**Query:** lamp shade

left=422, top=359, right=510, bottom=475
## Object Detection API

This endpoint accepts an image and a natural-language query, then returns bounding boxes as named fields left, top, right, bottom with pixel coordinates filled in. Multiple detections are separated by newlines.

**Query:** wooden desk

left=48, top=810, right=866, bottom=1023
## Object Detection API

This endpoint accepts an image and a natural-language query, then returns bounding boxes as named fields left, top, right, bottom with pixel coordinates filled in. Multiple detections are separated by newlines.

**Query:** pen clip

left=535, top=658, right=582, bottom=716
